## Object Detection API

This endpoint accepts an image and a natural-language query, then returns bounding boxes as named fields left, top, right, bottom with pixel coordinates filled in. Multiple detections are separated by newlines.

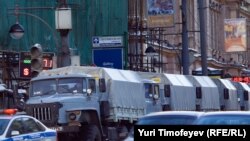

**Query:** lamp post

left=145, top=46, right=157, bottom=72
left=9, top=23, right=24, bottom=39
left=55, top=7, right=72, bottom=67
left=181, top=0, right=190, bottom=75
left=9, top=12, right=59, bottom=48
left=8, top=4, right=24, bottom=40
left=198, top=0, right=208, bottom=76
left=8, top=2, right=72, bottom=68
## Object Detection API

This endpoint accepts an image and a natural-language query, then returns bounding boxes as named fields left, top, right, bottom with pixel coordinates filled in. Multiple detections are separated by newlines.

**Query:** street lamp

left=145, top=46, right=157, bottom=57
left=9, top=23, right=24, bottom=39
left=8, top=4, right=59, bottom=49
left=8, top=3, right=73, bottom=68
left=55, top=7, right=72, bottom=67
left=8, top=4, right=24, bottom=40
left=55, top=7, right=72, bottom=30
left=145, top=46, right=157, bottom=72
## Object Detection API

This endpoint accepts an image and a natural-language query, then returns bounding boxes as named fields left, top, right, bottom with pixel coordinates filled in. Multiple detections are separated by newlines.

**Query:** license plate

left=50, top=126, right=63, bottom=131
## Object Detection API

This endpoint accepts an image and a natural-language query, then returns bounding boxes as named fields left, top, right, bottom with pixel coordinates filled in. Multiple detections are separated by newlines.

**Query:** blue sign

left=93, top=48, right=123, bottom=69
left=92, top=36, right=123, bottom=47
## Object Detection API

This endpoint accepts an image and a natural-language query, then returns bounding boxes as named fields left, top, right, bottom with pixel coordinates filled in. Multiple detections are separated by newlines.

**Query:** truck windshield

left=58, top=78, right=85, bottom=94
left=32, top=79, right=56, bottom=96
left=31, top=78, right=87, bottom=96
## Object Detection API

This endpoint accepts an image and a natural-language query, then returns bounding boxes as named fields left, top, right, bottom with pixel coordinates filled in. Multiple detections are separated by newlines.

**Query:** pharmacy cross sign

left=92, top=37, right=99, bottom=44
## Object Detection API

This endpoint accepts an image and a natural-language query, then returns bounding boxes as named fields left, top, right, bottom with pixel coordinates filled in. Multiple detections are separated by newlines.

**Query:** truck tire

left=82, top=125, right=102, bottom=141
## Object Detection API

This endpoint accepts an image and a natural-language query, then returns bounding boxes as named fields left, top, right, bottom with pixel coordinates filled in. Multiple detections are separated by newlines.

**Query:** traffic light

left=30, top=43, right=43, bottom=77
left=19, top=51, right=54, bottom=79
left=19, top=52, right=32, bottom=78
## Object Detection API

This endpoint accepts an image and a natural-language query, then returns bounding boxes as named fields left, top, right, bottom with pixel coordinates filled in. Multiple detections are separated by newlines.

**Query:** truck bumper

left=50, top=125, right=80, bottom=133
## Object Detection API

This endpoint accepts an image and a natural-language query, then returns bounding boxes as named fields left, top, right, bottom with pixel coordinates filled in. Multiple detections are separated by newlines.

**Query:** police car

left=0, top=109, right=57, bottom=141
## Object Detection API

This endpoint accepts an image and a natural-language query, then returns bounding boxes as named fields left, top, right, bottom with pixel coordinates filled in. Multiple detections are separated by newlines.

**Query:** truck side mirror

left=153, top=94, right=159, bottom=100
left=244, top=90, right=249, bottom=101
left=224, top=88, right=229, bottom=100
left=164, top=84, right=171, bottom=97
left=196, top=87, right=202, bottom=99
left=99, top=78, right=106, bottom=92
left=153, top=85, right=160, bottom=100
left=87, top=89, right=92, bottom=96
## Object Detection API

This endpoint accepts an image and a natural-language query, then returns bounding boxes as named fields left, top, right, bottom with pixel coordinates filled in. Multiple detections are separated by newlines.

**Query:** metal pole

left=181, top=0, right=189, bottom=75
left=124, top=32, right=128, bottom=70
left=57, top=0, right=71, bottom=67
left=135, top=0, right=138, bottom=71
left=58, top=29, right=71, bottom=67
left=198, top=0, right=208, bottom=75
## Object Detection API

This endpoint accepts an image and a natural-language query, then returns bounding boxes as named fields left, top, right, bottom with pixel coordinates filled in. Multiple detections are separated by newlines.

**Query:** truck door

left=144, top=83, right=161, bottom=114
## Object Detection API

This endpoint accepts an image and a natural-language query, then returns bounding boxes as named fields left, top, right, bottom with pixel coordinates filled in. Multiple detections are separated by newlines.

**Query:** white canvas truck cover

left=135, top=72, right=196, bottom=110
left=101, top=68, right=145, bottom=121
left=240, top=82, right=250, bottom=92
left=219, top=79, right=238, bottom=110
left=163, top=74, right=196, bottom=110
left=239, top=82, right=250, bottom=110
left=190, top=76, right=220, bottom=111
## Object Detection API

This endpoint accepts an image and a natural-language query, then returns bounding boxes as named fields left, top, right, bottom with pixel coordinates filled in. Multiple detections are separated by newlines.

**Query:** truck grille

left=25, top=102, right=62, bottom=126
left=33, top=107, right=52, bottom=121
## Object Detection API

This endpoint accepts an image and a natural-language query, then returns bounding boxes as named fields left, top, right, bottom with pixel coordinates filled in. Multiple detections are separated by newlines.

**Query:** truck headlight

left=68, top=110, right=81, bottom=121
left=69, top=113, right=77, bottom=120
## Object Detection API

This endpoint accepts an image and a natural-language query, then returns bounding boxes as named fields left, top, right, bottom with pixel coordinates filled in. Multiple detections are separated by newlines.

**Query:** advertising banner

left=224, top=18, right=247, bottom=52
left=147, top=0, right=174, bottom=27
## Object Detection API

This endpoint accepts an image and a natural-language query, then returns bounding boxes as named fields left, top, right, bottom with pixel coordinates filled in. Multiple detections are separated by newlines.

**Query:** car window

left=195, top=115, right=250, bottom=125
left=22, top=117, right=45, bottom=133
left=0, top=119, right=10, bottom=135
left=137, top=115, right=198, bottom=125
left=7, top=117, right=24, bottom=137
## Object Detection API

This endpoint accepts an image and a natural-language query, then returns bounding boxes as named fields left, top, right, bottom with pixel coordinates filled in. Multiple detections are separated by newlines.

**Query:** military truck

left=24, top=66, right=162, bottom=141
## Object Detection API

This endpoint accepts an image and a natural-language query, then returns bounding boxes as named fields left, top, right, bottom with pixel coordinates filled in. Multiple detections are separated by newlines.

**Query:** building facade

left=1, top=0, right=250, bottom=87
left=128, top=0, right=250, bottom=77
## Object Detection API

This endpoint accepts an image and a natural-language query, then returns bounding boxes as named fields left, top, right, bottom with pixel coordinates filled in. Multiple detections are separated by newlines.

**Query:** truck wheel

left=82, top=125, right=101, bottom=141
